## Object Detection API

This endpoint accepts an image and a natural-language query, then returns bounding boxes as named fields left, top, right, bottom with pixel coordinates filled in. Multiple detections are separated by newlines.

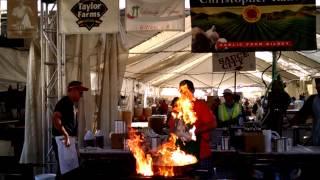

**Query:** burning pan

left=152, top=163, right=197, bottom=177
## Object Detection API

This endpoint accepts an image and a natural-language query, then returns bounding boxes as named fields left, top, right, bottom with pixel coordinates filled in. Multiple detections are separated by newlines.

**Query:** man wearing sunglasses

left=52, top=81, right=88, bottom=176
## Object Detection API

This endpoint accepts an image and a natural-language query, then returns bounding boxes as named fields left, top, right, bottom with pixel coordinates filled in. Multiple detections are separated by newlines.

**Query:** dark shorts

left=196, top=157, right=213, bottom=180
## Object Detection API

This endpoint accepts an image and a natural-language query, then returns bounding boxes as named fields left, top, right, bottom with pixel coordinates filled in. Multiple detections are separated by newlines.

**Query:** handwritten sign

left=212, top=52, right=256, bottom=72
left=126, top=0, right=184, bottom=31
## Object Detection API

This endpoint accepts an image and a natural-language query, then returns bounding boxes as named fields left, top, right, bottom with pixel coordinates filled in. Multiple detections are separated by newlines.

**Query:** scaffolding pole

left=40, top=1, right=46, bottom=171
left=40, top=0, right=65, bottom=173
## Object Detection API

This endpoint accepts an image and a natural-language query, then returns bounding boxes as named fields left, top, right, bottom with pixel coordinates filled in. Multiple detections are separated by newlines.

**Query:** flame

left=127, top=130, right=153, bottom=176
left=127, top=94, right=199, bottom=177
left=155, top=134, right=197, bottom=177
left=175, top=97, right=197, bottom=141
left=177, top=98, right=197, bottom=125
left=189, top=125, right=197, bottom=141
left=158, top=166, right=174, bottom=177
left=171, top=147, right=198, bottom=166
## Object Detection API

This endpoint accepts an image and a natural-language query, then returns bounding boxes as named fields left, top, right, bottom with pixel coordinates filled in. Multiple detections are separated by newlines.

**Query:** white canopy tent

left=0, top=1, right=318, bottom=166
left=123, top=14, right=320, bottom=99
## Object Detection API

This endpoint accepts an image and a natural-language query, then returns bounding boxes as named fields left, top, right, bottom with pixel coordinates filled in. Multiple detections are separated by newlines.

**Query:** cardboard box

left=243, top=132, right=265, bottom=153
left=111, top=133, right=125, bottom=149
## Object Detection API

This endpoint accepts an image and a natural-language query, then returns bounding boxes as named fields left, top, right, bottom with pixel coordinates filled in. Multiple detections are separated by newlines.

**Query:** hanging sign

left=125, top=0, right=185, bottom=31
left=59, top=0, right=119, bottom=34
left=190, top=0, right=316, bottom=52
left=212, top=52, right=256, bottom=72
left=7, top=0, right=38, bottom=38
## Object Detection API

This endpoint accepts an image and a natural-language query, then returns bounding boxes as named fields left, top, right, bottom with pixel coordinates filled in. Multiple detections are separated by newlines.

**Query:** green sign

left=191, top=0, right=316, bottom=52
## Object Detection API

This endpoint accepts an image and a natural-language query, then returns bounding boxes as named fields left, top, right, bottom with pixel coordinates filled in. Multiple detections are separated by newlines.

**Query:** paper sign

left=126, top=0, right=185, bottom=31
left=212, top=52, right=256, bottom=72
left=55, top=136, right=79, bottom=175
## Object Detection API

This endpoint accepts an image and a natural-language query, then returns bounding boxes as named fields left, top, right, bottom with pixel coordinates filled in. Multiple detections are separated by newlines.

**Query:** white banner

left=59, top=0, right=119, bottom=34
left=212, top=52, right=256, bottom=72
left=7, top=0, right=38, bottom=38
left=125, top=0, right=185, bottom=31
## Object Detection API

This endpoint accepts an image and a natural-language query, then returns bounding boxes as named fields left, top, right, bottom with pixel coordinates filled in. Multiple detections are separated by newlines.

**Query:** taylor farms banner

left=213, top=52, right=256, bottom=72
left=126, top=0, right=185, bottom=31
left=59, top=0, right=119, bottom=34
left=190, top=0, right=316, bottom=52
left=7, top=0, right=38, bottom=38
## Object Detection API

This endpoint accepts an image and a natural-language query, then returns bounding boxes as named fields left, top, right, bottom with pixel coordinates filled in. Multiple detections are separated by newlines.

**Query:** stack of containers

left=111, top=111, right=132, bottom=149
left=134, top=106, right=144, bottom=121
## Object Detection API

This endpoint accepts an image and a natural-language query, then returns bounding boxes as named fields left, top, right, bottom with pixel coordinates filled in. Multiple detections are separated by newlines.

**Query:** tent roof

left=124, top=16, right=318, bottom=90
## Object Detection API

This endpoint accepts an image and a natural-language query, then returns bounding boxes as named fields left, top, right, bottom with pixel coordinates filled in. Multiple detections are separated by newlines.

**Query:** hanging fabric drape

left=65, top=33, right=128, bottom=146
left=20, top=31, right=128, bottom=163
left=20, top=41, right=43, bottom=164
left=97, top=34, right=128, bottom=144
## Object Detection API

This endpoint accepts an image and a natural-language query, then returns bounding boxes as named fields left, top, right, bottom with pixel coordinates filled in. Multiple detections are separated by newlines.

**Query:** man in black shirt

left=52, top=81, right=88, bottom=176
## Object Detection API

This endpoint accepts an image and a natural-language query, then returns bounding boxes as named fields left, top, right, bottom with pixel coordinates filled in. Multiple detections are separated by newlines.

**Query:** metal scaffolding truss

left=40, top=0, right=65, bottom=171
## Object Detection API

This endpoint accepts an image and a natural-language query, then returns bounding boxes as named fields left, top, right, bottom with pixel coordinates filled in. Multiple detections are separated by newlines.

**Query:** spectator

left=217, top=89, right=244, bottom=127
left=211, top=96, right=221, bottom=118
left=159, top=100, right=168, bottom=115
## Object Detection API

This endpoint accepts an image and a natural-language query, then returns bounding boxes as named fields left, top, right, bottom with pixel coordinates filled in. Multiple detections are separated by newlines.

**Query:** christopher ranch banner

left=125, top=0, right=185, bottom=31
left=213, top=52, right=256, bottom=72
left=190, top=0, right=316, bottom=52
left=7, top=0, right=38, bottom=38
left=59, top=0, right=119, bottom=34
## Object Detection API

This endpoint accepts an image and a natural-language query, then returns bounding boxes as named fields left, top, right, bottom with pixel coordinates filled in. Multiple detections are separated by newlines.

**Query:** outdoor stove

left=127, top=97, right=200, bottom=179
left=126, top=174, right=195, bottom=180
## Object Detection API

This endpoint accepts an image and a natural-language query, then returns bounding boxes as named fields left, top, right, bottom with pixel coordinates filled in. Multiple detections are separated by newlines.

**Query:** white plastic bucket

left=34, top=174, right=56, bottom=180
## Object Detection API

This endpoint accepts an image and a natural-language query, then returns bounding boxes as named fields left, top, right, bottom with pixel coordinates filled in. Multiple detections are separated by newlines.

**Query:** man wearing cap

left=178, top=80, right=216, bottom=179
left=217, top=89, right=243, bottom=127
left=52, top=81, right=88, bottom=176
left=293, top=78, right=320, bottom=145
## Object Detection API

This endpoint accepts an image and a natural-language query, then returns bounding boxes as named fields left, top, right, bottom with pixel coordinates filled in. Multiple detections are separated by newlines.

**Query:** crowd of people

left=164, top=88, right=266, bottom=130
left=51, top=78, right=320, bottom=179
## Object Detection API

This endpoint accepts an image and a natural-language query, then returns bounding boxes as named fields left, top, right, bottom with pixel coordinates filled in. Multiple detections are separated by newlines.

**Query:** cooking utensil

left=152, top=163, right=196, bottom=177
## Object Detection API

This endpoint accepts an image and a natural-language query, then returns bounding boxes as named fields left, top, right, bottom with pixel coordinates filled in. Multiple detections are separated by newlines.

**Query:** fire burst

left=155, top=134, right=197, bottom=176
left=127, top=130, right=153, bottom=176
left=175, top=97, right=198, bottom=141
left=177, top=97, right=197, bottom=125
left=127, top=130, right=198, bottom=177
left=127, top=95, right=199, bottom=177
